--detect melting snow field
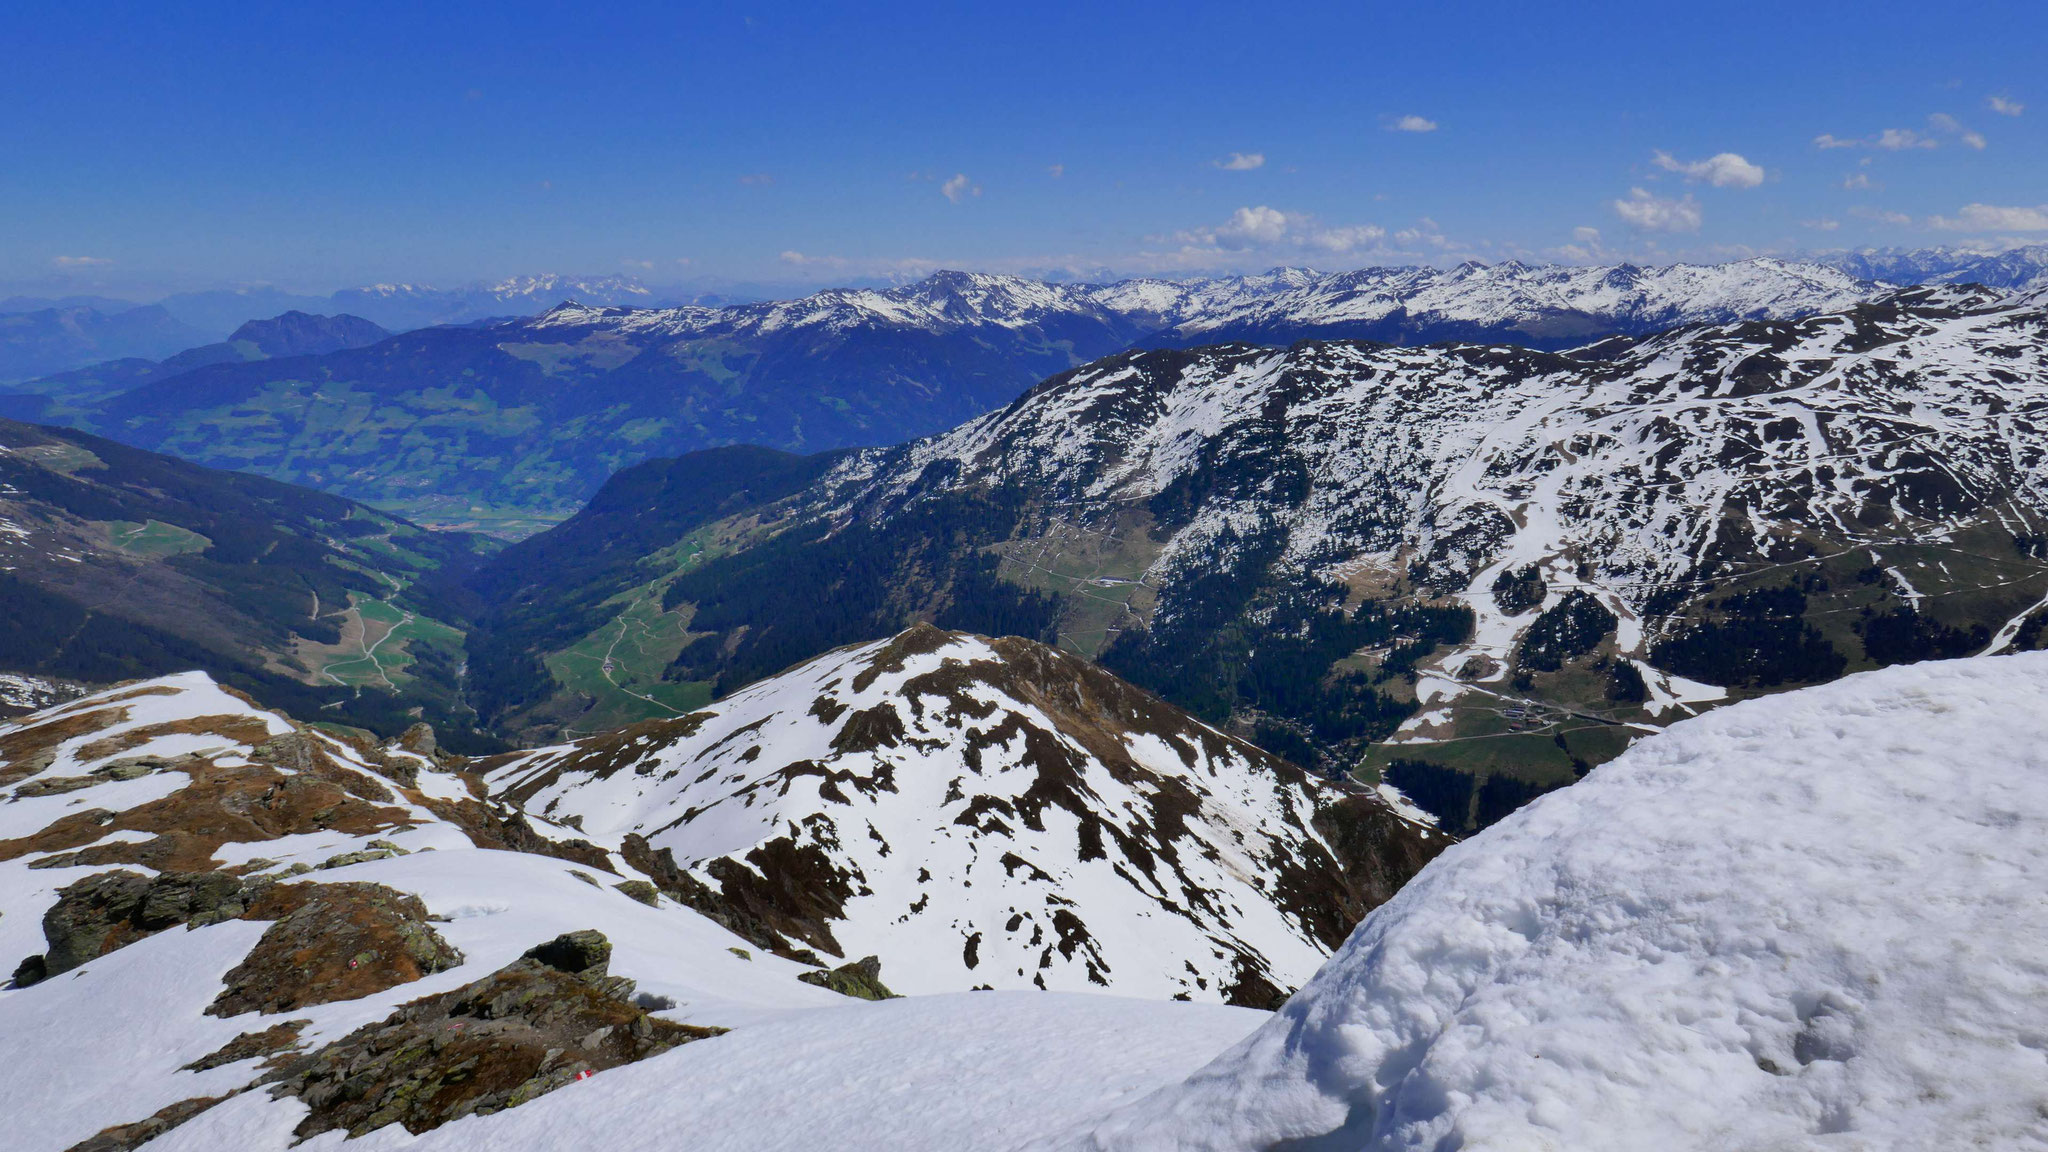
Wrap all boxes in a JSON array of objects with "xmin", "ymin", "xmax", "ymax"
[{"xmin": 1049, "ymin": 652, "xmax": 2048, "ymax": 1151}]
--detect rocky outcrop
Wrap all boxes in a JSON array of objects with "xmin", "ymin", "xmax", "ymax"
[
  {"xmin": 266, "ymin": 930, "xmax": 722, "ymax": 1139},
  {"xmin": 209, "ymin": 882, "xmax": 463, "ymax": 1017},
  {"xmin": 31, "ymin": 869, "xmax": 254, "ymax": 980},
  {"xmin": 63, "ymin": 1096, "xmax": 227, "ymax": 1152},
  {"xmin": 797, "ymin": 955, "xmax": 897, "ymax": 1001}
]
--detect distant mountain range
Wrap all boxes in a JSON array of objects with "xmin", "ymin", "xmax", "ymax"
[
  {"xmin": 1820, "ymin": 243, "xmax": 2048, "ymax": 290},
  {"xmin": 0, "ymin": 310, "xmax": 389, "ymax": 419},
  {"xmin": 5, "ymin": 254, "xmax": 1977, "ymax": 528},
  {"xmin": 0, "ymin": 303, "xmax": 205, "ymax": 383},
  {"xmin": 0, "ymin": 276, "xmax": 735, "ymax": 382}
]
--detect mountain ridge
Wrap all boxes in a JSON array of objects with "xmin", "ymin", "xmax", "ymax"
[{"xmin": 465, "ymin": 282, "xmax": 2048, "ymax": 809}]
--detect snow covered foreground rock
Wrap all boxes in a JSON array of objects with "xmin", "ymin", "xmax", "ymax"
[{"xmin": 1046, "ymin": 652, "xmax": 2048, "ymax": 1151}]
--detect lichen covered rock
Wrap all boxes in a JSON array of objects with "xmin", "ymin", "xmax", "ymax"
[{"xmin": 266, "ymin": 930, "xmax": 722, "ymax": 1139}]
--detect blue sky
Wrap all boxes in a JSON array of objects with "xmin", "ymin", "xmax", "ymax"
[{"xmin": 5, "ymin": 0, "xmax": 2044, "ymax": 296}]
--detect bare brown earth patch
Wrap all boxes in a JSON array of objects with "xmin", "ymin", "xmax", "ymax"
[
  {"xmin": 1, "ymin": 754, "xmax": 419, "ymax": 872},
  {"xmin": 0, "ymin": 707, "xmax": 128, "ymax": 787},
  {"xmin": 209, "ymin": 882, "xmax": 464, "ymax": 1017},
  {"xmin": 70, "ymin": 715, "xmax": 275, "ymax": 766}
]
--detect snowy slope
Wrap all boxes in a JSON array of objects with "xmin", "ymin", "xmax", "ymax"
[
  {"xmin": 481, "ymin": 625, "xmax": 1442, "ymax": 1004},
  {"xmin": 1048, "ymin": 651, "xmax": 2048, "ymax": 1151},
  {"xmin": 0, "ymin": 673, "xmax": 846, "ymax": 1152},
  {"xmin": 160, "ymin": 992, "xmax": 1268, "ymax": 1152}
]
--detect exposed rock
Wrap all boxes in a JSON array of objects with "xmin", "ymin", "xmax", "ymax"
[
  {"xmin": 796, "ymin": 955, "xmax": 898, "ymax": 1001},
  {"xmin": 182, "ymin": 1019, "xmax": 310, "ymax": 1072},
  {"xmin": 421, "ymin": 799, "xmax": 616, "ymax": 874},
  {"xmin": 208, "ymin": 882, "xmax": 463, "ymax": 1017},
  {"xmin": 521, "ymin": 929, "xmax": 611, "ymax": 978},
  {"xmin": 10, "ymin": 953, "xmax": 46, "ymax": 988},
  {"xmin": 13, "ymin": 774, "xmax": 105, "ymax": 798},
  {"xmin": 612, "ymin": 879, "xmax": 659, "ymax": 907},
  {"xmin": 265, "ymin": 931, "xmax": 722, "ymax": 1140},
  {"xmin": 38, "ymin": 869, "xmax": 254, "ymax": 977},
  {"xmin": 62, "ymin": 1095, "xmax": 227, "ymax": 1152},
  {"xmin": 316, "ymin": 847, "xmax": 397, "ymax": 870},
  {"xmin": 252, "ymin": 732, "xmax": 394, "ymax": 803},
  {"xmin": 618, "ymin": 832, "xmax": 828, "ymax": 964},
  {"xmin": 397, "ymin": 722, "xmax": 439, "ymax": 759}
]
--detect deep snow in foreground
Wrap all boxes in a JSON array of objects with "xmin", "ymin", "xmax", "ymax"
[
  {"xmin": 1047, "ymin": 653, "xmax": 2048, "ymax": 1151},
  {"xmin": 150, "ymin": 993, "xmax": 1265, "ymax": 1152}
]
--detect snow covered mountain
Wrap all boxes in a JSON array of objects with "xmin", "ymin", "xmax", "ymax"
[
  {"xmin": 563, "ymin": 283, "xmax": 2048, "ymax": 809},
  {"xmin": 534, "ymin": 260, "xmax": 1880, "ymax": 354},
  {"xmin": 478, "ymin": 624, "xmax": 1443, "ymax": 1004},
  {"xmin": 1823, "ymin": 242, "xmax": 2048, "ymax": 292},
  {"xmin": 1048, "ymin": 651, "xmax": 2048, "ymax": 1152},
  {"xmin": 1133, "ymin": 257, "xmax": 1879, "ymax": 350},
  {"xmin": 57, "ymin": 259, "xmax": 1893, "ymax": 527},
  {"xmin": 327, "ymin": 274, "xmax": 674, "ymax": 329}
]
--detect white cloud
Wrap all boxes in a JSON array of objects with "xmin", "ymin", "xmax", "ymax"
[
  {"xmin": 1820, "ymin": 117, "xmax": 1988, "ymax": 152},
  {"xmin": 51, "ymin": 255, "xmax": 111, "ymax": 268},
  {"xmin": 1611, "ymin": 187, "xmax": 1702, "ymax": 232},
  {"xmin": 1047, "ymin": 163, "xmax": 1064, "ymax": 178},
  {"xmin": 1572, "ymin": 226, "xmax": 1602, "ymax": 243},
  {"xmin": 1930, "ymin": 203, "xmax": 2048, "ymax": 231},
  {"xmin": 1388, "ymin": 115, "xmax": 1438, "ymax": 133},
  {"xmin": 623, "ymin": 259, "xmax": 654, "ymax": 270},
  {"xmin": 1310, "ymin": 223, "xmax": 1390, "ymax": 253},
  {"xmin": 1168, "ymin": 205, "xmax": 1399, "ymax": 256},
  {"xmin": 1988, "ymin": 95, "xmax": 2024, "ymax": 116},
  {"xmin": 1927, "ymin": 113, "xmax": 1988, "ymax": 150},
  {"xmin": 779, "ymin": 250, "xmax": 845, "ymax": 267},
  {"xmin": 1650, "ymin": 150, "xmax": 1765, "ymax": 189},
  {"xmin": 1842, "ymin": 172, "xmax": 1874, "ymax": 190},
  {"xmin": 1801, "ymin": 218, "xmax": 1841, "ymax": 231},
  {"xmin": 940, "ymin": 173, "xmax": 981, "ymax": 202},
  {"xmin": 1394, "ymin": 218, "xmax": 1450, "ymax": 249},
  {"xmin": 1213, "ymin": 205, "xmax": 1290, "ymax": 246},
  {"xmin": 1851, "ymin": 205, "xmax": 1914, "ymax": 226},
  {"xmin": 1874, "ymin": 127, "xmax": 1937, "ymax": 150},
  {"xmin": 1214, "ymin": 152, "xmax": 1265, "ymax": 171}
]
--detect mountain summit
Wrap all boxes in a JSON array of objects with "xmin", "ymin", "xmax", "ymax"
[{"xmin": 479, "ymin": 624, "xmax": 1445, "ymax": 1004}]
